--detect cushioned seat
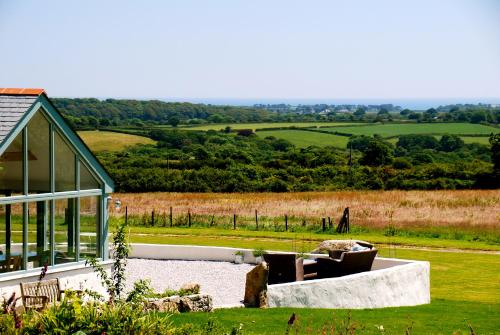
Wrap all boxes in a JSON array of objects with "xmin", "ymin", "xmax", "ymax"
[
  {"xmin": 263, "ymin": 253, "xmax": 304, "ymax": 284},
  {"xmin": 317, "ymin": 248, "xmax": 378, "ymax": 278}
]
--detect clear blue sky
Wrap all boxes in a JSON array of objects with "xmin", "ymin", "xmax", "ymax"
[{"xmin": 1, "ymin": 0, "xmax": 499, "ymax": 102}]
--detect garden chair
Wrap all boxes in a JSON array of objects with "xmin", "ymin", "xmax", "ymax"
[
  {"xmin": 317, "ymin": 248, "xmax": 378, "ymax": 279},
  {"xmin": 20, "ymin": 278, "xmax": 79, "ymax": 310},
  {"xmin": 263, "ymin": 253, "xmax": 304, "ymax": 284}
]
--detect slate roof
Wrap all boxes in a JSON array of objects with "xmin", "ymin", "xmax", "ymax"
[
  {"xmin": 0, "ymin": 95, "xmax": 38, "ymax": 143},
  {"xmin": 0, "ymin": 89, "xmax": 45, "ymax": 144}
]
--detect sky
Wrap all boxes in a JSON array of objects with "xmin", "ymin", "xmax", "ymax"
[{"xmin": 1, "ymin": 0, "xmax": 500, "ymax": 104}]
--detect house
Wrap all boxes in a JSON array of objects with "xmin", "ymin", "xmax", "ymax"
[{"xmin": 0, "ymin": 88, "xmax": 113, "ymax": 294}]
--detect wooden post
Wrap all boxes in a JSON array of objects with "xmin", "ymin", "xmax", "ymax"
[
  {"xmin": 255, "ymin": 210, "xmax": 258, "ymax": 230},
  {"xmin": 125, "ymin": 206, "xmax": 128, "ymax": 226},
  {"xmin": 151, "ymin": 210, "xmax": 155, "ymax": 226},
  {"xmin": 210, "ymin": 214, "xmax": 215, "ymax": 227},
  {"xmin": 285, "ymin": 214, "xmax": 288, "ymax": 231},
  {"xmin": 188, "ymin": 210, "xmax": 191, "ymax": 227},
  {"xmin": 328, "ymin": 216, "xmax": 332, "ymax": 229},
  {"xmin": 322, "ymin": 217, "xmax": 326, "ymax": 232},
  {"xmin": 233, "ymin": 214, "xmax": 236, "ymax": 230},
  {"xmin": 169, "ymin": 206, "xmax": 173, "ymax": 227}
]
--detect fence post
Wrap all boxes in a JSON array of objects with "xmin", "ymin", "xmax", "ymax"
[
  {"xmin": 328, "ymin": 216, "xmax": 332, "ymax": 230},
  {"xmin": 285, "ymin": 214, "xmax": 288, "ymax": 231},
  {"xmin": 170, "ymin": 206, "xmax": 173, "ymax": 227},
  {"xmin": 322, "ymin": 217, "xmax": 326, "ymax": 232},
  {"xmin": 188, "ymin": 209, "xmax": 191, "ymax": 227},
  {"xmin": 125, "ymin": 206, "xmax": 128, "ymax": 225},
  {"xmin": 151, "ymin": 210, "xmax": 155, "ymax": 226},
  {"xmin": 233, "ymin": 214, "xmax": 236, "ymax": 230},
  {"xmin": 255, "ymin": 210, "xmax": 258, "ymax": 230}
]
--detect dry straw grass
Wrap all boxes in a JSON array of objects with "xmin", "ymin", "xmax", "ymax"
[{"xmin": 110, "ymin": 190, "xmax": 499, "ymax": 231}]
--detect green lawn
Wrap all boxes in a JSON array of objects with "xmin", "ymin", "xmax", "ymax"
[
  {"xmin": 256, "ymin": 129, "xmax": 349, "ymax": 148},
  {"xmin": 125, "ymin": 226, "xmax": 500, "ymax": 251},
  {"xmin": 170, "ymin": 300, "xmax": 499, "ymax": 334},
  {"xmin": 318, "ymin": 123, "xmax": 499, "ymax": 137},
  {"xmin": 183, "ymin": 122, "xmax": 359, "ymax": 131},
  {"xmin": 136, "ymin": 230, "xmax": 500, "ymax": 334}
]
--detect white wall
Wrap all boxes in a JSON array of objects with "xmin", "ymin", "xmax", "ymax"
[
  {"xmin": 267, "ymin": 260, "xmax": 430, "ymax": 309},
  {"xmin": 0, "ymin": 261, "xmax": 112, "ymax": 305}
]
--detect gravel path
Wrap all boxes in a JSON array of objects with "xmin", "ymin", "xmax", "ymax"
[{"xmin": 125, "ymin": 258, "xmax": 253, "ymax": 307}]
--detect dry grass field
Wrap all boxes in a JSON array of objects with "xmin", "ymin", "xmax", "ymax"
[
  {"xmin": 78, "ymin": 130, "xmax": 156, "ymax": 152},
  {"xmin": 110, "ymin": 190, "xmax": 499, "ymax": 231}
]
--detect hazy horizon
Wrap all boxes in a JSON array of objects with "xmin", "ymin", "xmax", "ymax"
[{"xmin": 1, "ymin": 0, "xmax": 499, "ymax": 100}]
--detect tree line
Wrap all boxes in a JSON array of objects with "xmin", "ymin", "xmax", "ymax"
[{"xmin": 95, "ymin": 129, "xmax": 499, "ymax": 193}]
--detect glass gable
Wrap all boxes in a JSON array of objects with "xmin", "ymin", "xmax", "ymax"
[{"xmin": 0, "ymin": 104, "xmax": 110, "ymax": 276}]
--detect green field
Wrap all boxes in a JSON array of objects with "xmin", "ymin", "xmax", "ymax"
[
  {"xmin": 318, "ymin": 122, "xmax": 499, "ymax": 137},
  {"xmin": 78, "ymin": 130, "xmax": 156, "ymax": 152},
  {"xmin": 256, "ymin": 129, "xmax": 349, "ymax": 148},
  {"xmin": 182, "ymin": 122, "xmax": 359, "ymax": 131},
  {"xmin": 252, "ymin": 123, "xmax": 498, "ymax": 148}
]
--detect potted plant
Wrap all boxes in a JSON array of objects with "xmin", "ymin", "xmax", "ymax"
[
  {"xmin": 252, "ymin": 247, "xmax": 266, "ymax": 264},
  {"xmin": 234, "ymin": 250, "xmax": 244, "ymax": 264}
]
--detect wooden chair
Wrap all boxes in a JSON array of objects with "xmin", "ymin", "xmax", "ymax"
[
  {"xmin": 263, "ymin": 253, "xmax": 304, "ymax": 284},
  {"xmin": 20, "ymin": 278, "xmax": 65, "ymax": 310},
  {"xmin": 317, "ymin": 249, "xmax": 378, "ymax": 279}
]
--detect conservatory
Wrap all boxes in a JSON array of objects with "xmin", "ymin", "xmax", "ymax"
[{"xmin": 0, "ymin": 88, "xmax": 114, "ymax": 280}]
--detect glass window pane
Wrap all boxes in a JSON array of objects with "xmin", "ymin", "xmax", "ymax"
[
  {"xmin": 28, "ymin": 201, "xmax": 51, "ymax": 268},
  {"xmin": 0, "ymin": 203, "xmax": 24, "ymax": 273},
  {"xmin": 54, "ymin": 198, "xmax": 76, "ymax": 264},
  {"xmin": 28, "ymin": 112, "xmax": 51, "ymax": 194},
  {"xmin": 55, "ymin": 132, "xmax": 76, "ymax": 192},
  {"xmin": 0, "ymin": 132, "xmax": 24, "ymax": 196},
  {"xmin": 80, "ymin": 162, "xmax": 100, "ymax": 190},
  {"xmin": 80, "ymin": 196, "xmax": 100, "ymax": 259}
]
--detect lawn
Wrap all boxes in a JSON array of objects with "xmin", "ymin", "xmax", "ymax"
[
  {"xmin": 132, "ymin": 232, "xmax": 500, "ymax": 334},
  {"xmin": 317, "ymin": 122, "xmax": 499, "ymax": 138},
  {"xmin": 78, "ymin": 130, "xmax": 156, "ymax": 152},
  {"xmin": 256, "ymin": 129, "xmax": 349, "ymax": 148}
]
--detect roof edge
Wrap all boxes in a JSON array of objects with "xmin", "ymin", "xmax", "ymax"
[{"xmin": 0, "ymin": 88, "xmax": 46, "ymax": 96}]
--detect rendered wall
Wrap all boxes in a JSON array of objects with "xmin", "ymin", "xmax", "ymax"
[{"xmin": 267, "ymin": 260, "xmax": 430, "ymax": 309}]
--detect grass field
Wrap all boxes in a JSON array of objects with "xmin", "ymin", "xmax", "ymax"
[
  {"xmin": 256, "ymin": 129, "xmax": 349, "ymax": 148},
  {"xmin": 78, "ymin": 130, "xmax": 156, "ymax": 152},
  {"xmin": 318, "ymin": 122, "xmax": 499, "ymax": 137},
  {"xmin": 182, "ymin": 122, "xmax": 359, "ymax": 131}
]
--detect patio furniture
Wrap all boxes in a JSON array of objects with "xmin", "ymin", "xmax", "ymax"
[
  {"xmin": 0, "ymin": 255, "xmax": 22, "ymax": 273},
  {"xmin": 328, "ymin": 241, "xmax": 374, "ymax": 259},
  {"xmin": 20, "ymin": 278, "xmax": 80, "ymax": 310},
  {"xmin": 263, "ymin": 253, "xmax": 304, "ymax": 284},
  {"xmin": 303, "ymin": 259, "xmax": 319, "ymax": 280},
  {"xmin": 317, "ymin": 248, "xmax": 378, "ymax": 279}
]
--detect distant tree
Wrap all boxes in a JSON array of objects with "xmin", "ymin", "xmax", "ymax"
[
  {"xmin": 397, "ymin": 134, "xmax": 439, "ymax": 150},
  {"xmin": 439, "ymin": 134, "xmax": 464, "ymax": 152},
  {"xmin": 408, "ymin": 112, "xmax": 422, "ymax": 121},
  {"xmin": 236, "ymin": 129, "xmax": 255, "ymax": 137},
  {"xmin": 470, "ymin": 111, "xmax": 486, "ymax": 123},
  {"xmin": 490, "ymin": 133, "xmax": 500, "ymax": 172},
  {"xmin": 400, "ymin": 109, "xmax": 412, "ymax": 116},
  {"xmin": 353, "ymin": 107, "xmax": 366, "ymax": 117},
  {"xmin": 168, "ymin": 116, "xmax": 180, "ymax": 127},
  {"xmin": 360, "ymin": 140, "xmax": 394, "ymax": 166},
  {"xmin": 377, "ymin": 108, "xmax": 389, "ymax": 115}
]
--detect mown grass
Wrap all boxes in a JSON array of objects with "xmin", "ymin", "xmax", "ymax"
[
  {"xmin": 170, "ymin": 300, "xmax": 499, "ymax": 335},
  {"xmin": 147, "ymin": 232, "xmax": 500, "ymax": 333},
  {"xmin": 256, "ymin": 129, "xmax": 349, "ymax": 148},
  {"xmin": 77, "ymin": 130, "xmax": 156, "ymax": 152},
  {"xmin": 129, "ymin": 227, "xmax": 500, "ymax": 251}
]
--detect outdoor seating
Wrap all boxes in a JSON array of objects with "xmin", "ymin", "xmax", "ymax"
[
  {"xmin": 317, "ymin": 248, "xmax": 378, "ymax": 279},
  {"xmin": 0, "ymin": 255, "xmax": 22, "ymax": 273},
  {"xmin": 263, "ymin": 253, "xmax": 304, "ymax": 284},
  {"xmin": 20, "ymin": 278, "xmax": 80, "ymax": 310}
]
